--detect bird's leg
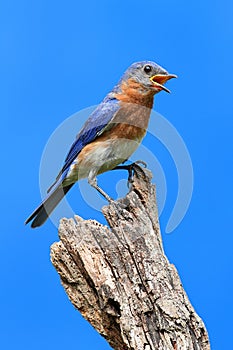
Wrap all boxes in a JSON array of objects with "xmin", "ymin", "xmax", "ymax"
[
  {"xmin": 113, "ymin": 160, "xmax": 147, "ymax": 184},
  {"xmin": 88, "ymin": 171, "xmax": 113, "ymax": 203}
]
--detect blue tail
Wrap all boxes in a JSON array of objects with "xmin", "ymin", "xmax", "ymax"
[{"xmin": 25, "ymin": 183, "xmax": 73, "ymax": 228}]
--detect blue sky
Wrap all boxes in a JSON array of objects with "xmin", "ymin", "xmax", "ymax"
[{"xmin": 1, "ymin": 0, "xmax": 233, "ymax": 349}]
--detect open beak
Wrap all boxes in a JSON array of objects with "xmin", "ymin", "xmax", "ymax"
[{"xmin": 150, "ymin": 74, "xmax": 177, "ymax": 93}]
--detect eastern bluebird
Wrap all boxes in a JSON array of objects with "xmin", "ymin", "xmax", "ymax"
[{"xmin": 25, "ymin": 61, "xmax": 176, "ymax": 228}]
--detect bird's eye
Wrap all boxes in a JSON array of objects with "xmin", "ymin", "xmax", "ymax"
[{"xmin": 144, "ymin": 65, "xmax": 152, "ymax": 74}]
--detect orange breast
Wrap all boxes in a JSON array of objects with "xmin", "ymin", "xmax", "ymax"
[
  {"xmin": 102, "ymin": 123, "xmax": 146, "ymax": 142},
  {"xmin": 114, "ymin": 78, "xmax": 154, "ymax": 108}
]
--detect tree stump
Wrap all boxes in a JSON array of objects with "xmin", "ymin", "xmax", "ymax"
[{"xmin": 50, "ymin": 166, "xmax": 210, "ymax": 350}]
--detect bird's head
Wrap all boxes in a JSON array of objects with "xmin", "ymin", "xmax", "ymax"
[{"xmin": 122, "ymin": 61, "xmax": 177, "ymax": 94}]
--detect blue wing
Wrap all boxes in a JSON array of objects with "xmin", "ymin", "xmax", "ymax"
[
  {"xmin": 25, "ymin": 95, "xmax": 120, "ymax": 227},
  {"xmin": 47, "ymin": 95, "xmax": 120, "ymax": 192}
]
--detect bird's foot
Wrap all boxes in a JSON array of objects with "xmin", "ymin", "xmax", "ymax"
[{"xmin": 113, "ymin": 160, "xmax": 147, "ymax": 187}]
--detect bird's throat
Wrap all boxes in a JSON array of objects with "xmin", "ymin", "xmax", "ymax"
[{"xmin": 114, "ymin": 78, "xmax": 154, "ymax": 108}]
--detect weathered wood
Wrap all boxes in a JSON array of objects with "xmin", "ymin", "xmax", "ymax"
[{"xmin": 50, "ymin": 166, "xmax": 210, "ymax": 350}]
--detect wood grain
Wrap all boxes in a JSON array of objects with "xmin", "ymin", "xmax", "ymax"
[{"xmin": 50, "ymin": 165, "xmax": 210, "ymax": 350}]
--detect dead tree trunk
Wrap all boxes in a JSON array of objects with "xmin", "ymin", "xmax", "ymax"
[{"xmin": 50, "ymin": 166, "xmax": 210, "ymax": 350}]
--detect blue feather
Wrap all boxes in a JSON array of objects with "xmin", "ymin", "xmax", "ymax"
[
  {"xmin": 63, "ymin": 96, "xmax": 119, "ymax": 171},
  {"xmin": 47, "ymin": 95, "xmax": 120, "ymax": 193},
  {"xmin": 25, "ymin": 96, "xmax": 120, "ymax": 227}
]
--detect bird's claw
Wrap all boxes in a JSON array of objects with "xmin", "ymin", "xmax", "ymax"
[
  {"xmin": 112, "ymin": 160, "xmax": 147, "ymax": 187},
  {"xmin": 127, "ymin": 161, "xmax": 147, "ymax": 186},
  {"xmin": 132, "ymin": 160, "xmax": 147, "ymax": 168}
]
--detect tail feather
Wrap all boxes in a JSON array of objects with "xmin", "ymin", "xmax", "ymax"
[{"xmin": 25, "ymin": 184, "xmax": 74, "ymax": 228}]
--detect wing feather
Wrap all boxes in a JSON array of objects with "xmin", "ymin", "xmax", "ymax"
[{"xmin": 47, "ymin": 96, "xmax": 120, "ymax": 193}]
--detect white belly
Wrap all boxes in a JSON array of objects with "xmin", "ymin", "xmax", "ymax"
[{"xmin": 64, "ymin": 137, "xmax": 141, "ymax": 184}]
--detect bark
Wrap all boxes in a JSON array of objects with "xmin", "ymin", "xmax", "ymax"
[{"xmin": 50, "ymin": 165, "xmax": 210, "ymax": 350}]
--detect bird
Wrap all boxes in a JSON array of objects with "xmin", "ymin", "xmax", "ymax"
[{"xmin": 25, "ymin": 61, "xmax": 176, "ymax": 228}]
